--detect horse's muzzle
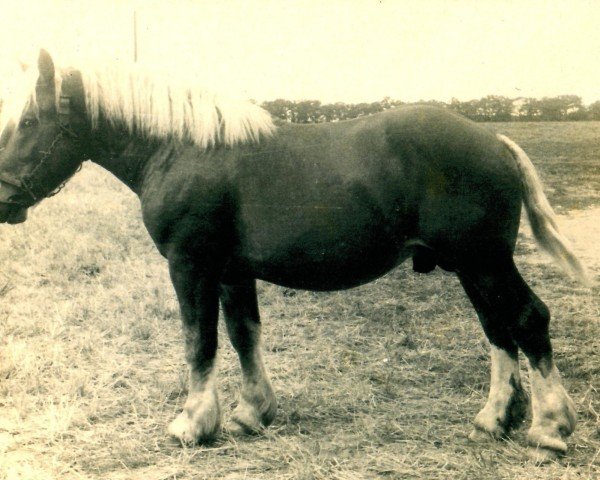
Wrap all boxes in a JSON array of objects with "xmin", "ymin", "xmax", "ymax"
[{"xmin": 0, "ymin": 204, "xmax": 28, "ymax": 224}]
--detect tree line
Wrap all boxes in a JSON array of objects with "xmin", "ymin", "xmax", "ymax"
[
  {"xmin": 2, "ymin": 95, "xmax": 599, "ymax": 124},
  {"xmin": 262, "ymin": 95, "xmax": 600, "ymax": 123}
]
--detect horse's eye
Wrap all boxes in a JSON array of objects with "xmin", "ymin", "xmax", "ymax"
[{"xmin": 20, "ymin": 118, "xmax": 37, "ymax": 128}]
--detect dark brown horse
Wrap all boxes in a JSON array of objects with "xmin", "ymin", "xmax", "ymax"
[{"xmin": 0, "ymin": 50, "xmax": 588, "ymax": 460}]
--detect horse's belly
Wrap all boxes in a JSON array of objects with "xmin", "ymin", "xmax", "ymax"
[
  {"xmin": 239, "ymin": 221, "xmax": 411, "ymax": 291},
  {"xmin": 232, "ymin": 174, "xmax": 417, "ymax": 290},
  {"xmin": 254, "ymin": 253, "xmax": 410, "ymax": 291}
]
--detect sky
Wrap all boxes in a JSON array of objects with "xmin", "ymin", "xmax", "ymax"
[{"xmin": 0, "ymin": 0, "xmax": 598, "ymax": 104}]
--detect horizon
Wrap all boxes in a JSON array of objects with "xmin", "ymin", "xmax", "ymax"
[{"xmin": 258, "ymin": 94, "xmax": 598, "ymax": 107}]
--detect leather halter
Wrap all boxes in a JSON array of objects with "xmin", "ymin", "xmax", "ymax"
[{"xmin": 0, "ymin": 93, "xmax": 82, "ymax": 207}]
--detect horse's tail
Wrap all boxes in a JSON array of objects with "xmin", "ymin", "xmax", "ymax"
[{"xmin": 497, "ymin": 133, "xmax": 590, "ymax": 285}]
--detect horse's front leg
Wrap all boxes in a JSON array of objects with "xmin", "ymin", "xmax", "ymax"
[
  {"xmin": 167, "ymin": 253, "xmax": 221, "ymax": 444},
  {"xmin": 221, "ymin": 281, "xmax": 277, "ymax": 434}
]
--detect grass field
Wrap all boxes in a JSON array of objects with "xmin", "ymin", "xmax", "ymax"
[{"xmin": 0, "ymin": 121, "xmax": 598, "ymax": 479}]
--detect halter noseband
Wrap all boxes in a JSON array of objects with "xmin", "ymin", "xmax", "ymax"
[{"xmin": 0, "ymin": 93, "xmax": 82, "ymax": 207}]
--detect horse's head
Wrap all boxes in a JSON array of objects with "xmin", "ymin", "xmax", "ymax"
[{"xmin": 0, "ymin": 49, "xmax": 88, "ymax": 223}]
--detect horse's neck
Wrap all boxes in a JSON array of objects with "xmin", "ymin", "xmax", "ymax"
[{"xmin": 88, "ymin": 123, "xmax": 155, "ymax": 194}]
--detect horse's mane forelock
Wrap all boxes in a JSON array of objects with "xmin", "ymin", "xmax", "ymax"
[{"xmin": 79, "ymin": 63, "xmax": 275, "ymax": 148}]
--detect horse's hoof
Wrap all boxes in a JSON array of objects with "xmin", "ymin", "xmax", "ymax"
[
  {"xmin": 167, "ymin": 410, "xmax": 220, "ymax": 445},
  {"xmin": 526, "ymin": 446, "xmax": 563, "ymax": 464},
  {"xmin": 526, "ymin": 426, "xmax": 568, "ymax": 464},
  {"xmin": 226, "ymin": 392, "xmax": 277, "ymax": 437},
  {"xmin": 168, "ymin": 413, "xmax": 197, "ymax": 445},
  {"xmin": 225, "ymin": 419, "xmax": 247, "ymax": 436},
  {"xmin": 226, "ymin": 402, "xmax": 266, "ymax": 436},
  {"xmin": 469, "ymin": 428, "xmax": 496, "ymax": 442},
  {"xmin": 470, "ymin": 399, "xmax": 522, "ymax": 442},
  {"xmin": 469, "ymin": 415, "xmax": 507, "ymax": 441},
  {"xmin": 226, "ymin": 417, "xmax": 262, "ymax": 436},
  {"xmin": 526, "ymin": 430, "xmax": 568, "ymax": 455}
]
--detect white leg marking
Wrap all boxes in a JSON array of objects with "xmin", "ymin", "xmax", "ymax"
[
  {"xmin": 228, "ymin": 326, "xmax": 277, "ymax": 435},
  {"xmin": 527, "ymin": 363, "xmax": 576, "ymax": 454},
  {"xmin": 168, "ymin": 369, "xmax": 221, "ymax": 444},
  {"xmin": 470, "ymin": 345, "xmax": 525, "ymax": 440}
]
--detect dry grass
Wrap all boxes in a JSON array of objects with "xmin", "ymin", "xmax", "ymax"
[{"xmin": 0, "ymin": 122, "xmax": 598, "ymax": 479}]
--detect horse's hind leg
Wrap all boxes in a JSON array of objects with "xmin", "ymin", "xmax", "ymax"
[
  {"xmin": 221, "ymin": 281, "xmax": 277, "ymax": 434},
  {"xmin": 457, "ymin": 258, "xmax": 576, "ymax": 457},
  {"xmin": 458, "ymin": 273, "xmax": 528, "ymax": 440}
]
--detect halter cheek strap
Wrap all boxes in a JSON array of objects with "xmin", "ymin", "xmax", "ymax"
[{"xmin": 58, "ymin": 94, "xmax": 79, "ymax": 139}]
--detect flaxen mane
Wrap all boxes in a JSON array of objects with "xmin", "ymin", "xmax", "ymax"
[
  {"xmin": 81, "ymin": 63, "xmax": 276, "ymax": 148},
  {"xmin": 1, "ymin": 57, "xmax": 276, "ymax": 149}
]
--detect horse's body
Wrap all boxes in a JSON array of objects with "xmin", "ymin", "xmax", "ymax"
[
  {"xmin": 0, "ymin": 51, "xmax": 588, "ymax": 460},
  {"xmin": 141, "ymin": 107, "xmax": 520, "ymax": 292}
]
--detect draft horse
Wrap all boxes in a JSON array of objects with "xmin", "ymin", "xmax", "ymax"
[{"xmin": 0, "ymin": 50, "xmax": 588, "ymax": 460}]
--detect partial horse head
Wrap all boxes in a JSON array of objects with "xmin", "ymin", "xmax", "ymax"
[{"xmin": 0, "ymin": 49, "xmax": 88, "ymax": 223}]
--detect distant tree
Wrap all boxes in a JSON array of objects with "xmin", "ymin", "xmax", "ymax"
[
  {"xmin": 381, "ymin": 97, "xmax": 405, "ymax": 110},
  {"xmin": 517, "ymin": 98, "xmax": 542, "ymax": 120},
  {"xmin": 565, "ymin": 97, "xmax": 588, "ymax": 120},
  {"xmin": 449, "ymin": 98, "xmax": 480, "ymax": 120},
  {"xmin": 263, "ymin": 95, "xmax": 599, "ymax": 123},
  {"xmin": 380, "ymin": 96, "xmax": 394, "ymax": 110},
  {"xmin": 538, "ymin": 95, "xmax": 584, "ymax": 121},
  {"xmin": 477, "ymin": 95, "xmax": 513, "ymax": 121},
  {"xmin": 588, "ymin": 101, "xmax": 600, "ymax": 120},
  {"xmin": 293, "ymin": 100, "xmax": 322, "ymax": 123},
  {"xmin": 262, "ymin": 99, "xmax": 295, "ymax": 122},
  {"xmin": 414, "ymin": 99, "xmax": 447, "ymax": 109},
  {"xmin": 331, "ymin": 102, "xmax": 351, "ymax": 121},
  {"xmin": 343, "ymin": 101, "xmax": 383, "ymax": 119},
  {"xmin": 540, "ymin": 97, "xmax": 564, "ymax": 120},
  {"xmin": 317, "ymin": 103, "xmax": 338, "ymax": 122}
]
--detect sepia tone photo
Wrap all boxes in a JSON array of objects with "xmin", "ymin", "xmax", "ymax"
[{"xmin": 0, "ymin": 1, "xmax": 598, "ymax": 478}]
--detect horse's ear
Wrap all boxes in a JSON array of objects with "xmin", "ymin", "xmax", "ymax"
[
  {"xmin": 36, "ymin": 49, "xmax": 56, "ymax": 114},
  {"xmin": 37, "ymin": 49, "xmax": 55, "ymax": 84}
]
